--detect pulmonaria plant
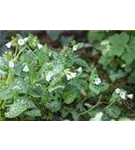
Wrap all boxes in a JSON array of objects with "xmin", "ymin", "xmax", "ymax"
[
  {"xmin": 0, "ymin": 34, "xmax": 110, "ymax": 121},
  {"xmin": 2, "ymin": 33, "xmax": 131, "ymax": 121}
]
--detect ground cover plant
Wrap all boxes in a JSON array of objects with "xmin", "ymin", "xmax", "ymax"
[{"xmin": 0, "ymin": 31, "xmax": 135, "ymax": 121}]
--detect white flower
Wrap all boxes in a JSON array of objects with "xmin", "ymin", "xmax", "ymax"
[
  {"xmin": 94, "ymin": 77, "xmax": 101, "ymax": 85},
  {"xmin": 94, "ymin": 112, "xmax": 103, "ymax": 121},
  {"xmin": 73, "ymin": 45, "xmax": 78, "ymax": 51},
  {"xmin": 84, "ymin": 103, "xmax": 91, "ymax": 107},
  {"xmin": 66, "ymin": 72, "xmax": 77, "ymax": 80},
  {"xmin": 38, "ymin": 44, "xmax": 43, "ymax": 49},
  {"xmin": 6, "ymin": 42, "xmax": 12, "ymax": 48},
  {"xmin": 9, "ymin": 60, "xmax": 14, "ymax": 68},
  {"xmin": 120, "ymin": 91, "xmax": 126, "ymax": 99},
  {"xmin": 70, "ymin": 72, "xmax": 77, "ymax": 78},
  {"xmin": 66, "ymin": 74, "xmax": 72, "ymax": 80},
  {"xmin": 46, "ymin": 72, "xmax": 53, "ymax": 82},
  {"xmin": 127, "ymin": 94, "xmax": 134, "ymax": 100},
  {"xmin": 23, "ymin": 65, "xmax": 29, "ymax": 72},
  {"xmin": 115, "ymin": 88, "xmax": 121, "ymax": 94},
  {"xmin": 77, "ymin": 67, "xmax": 83, "ymax": 73},
  {"xmin": 24, "ymin": 37, "xmax": 28, "ymax": 42},
  {"xmin": 90, "ymin": 112, "xmax": 103, "ymax": 121},
  {"xmin": 18, "ymin": 39, "xmax": 25, "ymax": 46}
]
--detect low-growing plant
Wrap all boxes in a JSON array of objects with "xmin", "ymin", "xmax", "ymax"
[{"xmin": 0, "ymin": 34, "xmax": 134, "ymax": 121}]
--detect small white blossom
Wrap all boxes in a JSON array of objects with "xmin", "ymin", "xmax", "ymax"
[
  {"xmin": 66, "ymin": 74, "xmax": 72, "ymax": 80},
  {"xmin": 46, "ymin": 72, "xmax": 53, "ymax": 82},
  {"xmin": 115, "ymin": 88, "xmax": 121, "ymax": 94},
  {"xmin": 18, "ymin": 39, "xmax": 25, "ymax": 46},
  {"xmin": 94, "ymin": 112, "xmax": 103, "ymax": 121},
  {"xmin": 6, "ymin": 42, "xmax": 12, "ymax": 48},
  {"xmin": 38, "ymin": 44, "xmax": 43, "ymax": 49},
  {"xmin": 84, "ymin": 103, "xmax": 91, "ymax": 107},
  {"xmin": 66, "ymin": 72, "xmax": 77, "ymax": 80},
  {"xmin": 77, "ymin": 67, "xmax": 83, "ymax": 73},
  {"xmin": 9, "ymin": 60, "xmax": 14, "ymax": 68},
  {"xmin": 127, "ymin": 94, "xmax": 134, "ymax": 100},
  {"xmin": 120, "ymin": 91, "xmax": 126, "ymax": 99},
  {"xmin": 24, "ymin": 37, "xmax": 28, "ymax": 42},
  {"xmin": 23, "ymin": 65, "xmax": 29, "ymax": 72},
  {"xmin": 73, "ymin": 45, "xmax": 78, "ymax": 51},
  {"xmin": 90, "ymin": 112, "xmax": 103, "ymax": 121},
  {"xmin": 70, "ymin": 72, "xmax": 77, "ymax": 78},
  {"xmin": 94, "ymin": 77, "xmax": 101, "ymax": 85}
]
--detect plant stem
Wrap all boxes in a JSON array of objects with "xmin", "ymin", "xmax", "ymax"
[
  {"xmin": 15, "ymin": 46, "xmax": 27, "ymax": 59},
  {"xmin": 6, "ymin": 70, "xmax": 12, "ymax": 84},
  {"xmin": 80, "ymin": 94, "xmax": 102, "ymax": 116},
  {"xmin": 14, "ymin": 45, "xmax": 18, "ymax": 56},
  {"xmin": 1, "ymin": 100, "xmax": 6, "ymax": 109},
  {"xmin": 103, "ymin": 101, "xmax": 114, "ymax": 111}
]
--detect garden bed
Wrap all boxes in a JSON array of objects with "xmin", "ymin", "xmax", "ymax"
[{"xmin": 0, "ymin": 30, "xmax": 135, "ymax": 121}]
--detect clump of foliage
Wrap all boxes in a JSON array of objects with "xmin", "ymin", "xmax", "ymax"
[
  {"xmin": 88, "ymin": 31, "xmax": 135, "ymax": 83},
  {"xmin": 0, "ymin": 33, "xmax": 134, "ymax": 121}
]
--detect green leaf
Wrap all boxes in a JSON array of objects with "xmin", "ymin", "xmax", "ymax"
[
  {"xmin": 89, "ymin": 68, "xmax": 109, "ymax": 95},
  {"xmin": 10, "ymin": 78, "xmax": 28, "ymax": 94},
  {"xmin": 5, "ymin": 97, "xmax": 36, "ymax": 118},
  {"xmin": 78, "ymin": 73, "xmax": 88, "ymax": 78},
  {"xmin": 72, "ymin": 111, "xmax": 80, "ymax": 121},
  {"xmin": 34, "ymin": 45, "xmax": 49, "ymax": 64},
  {"xmin": 109, "ymin": 70, "xmax": 126, "ymax": 82},
  {"xmin": 106, "ymin": 105, "xmax": 121, "ymax": 119},
  {"xmin": 49, "ymin": 76, "xmax": 63, "ymax": 88},
  {"xmin": 110, "ymin": 92, "xmax": 121, "ymax": 103},
  {"xmin": 74, "ymin": 58, "xmax": 89, "ymax": 68},
  {"xmin": 14, "ymin": 62, "xmax": 23, "ymax": 76},
  {"xmin": 20, "ymin": 49, "xmax": 37, "ymax": 64},
  {"xmin": 89, "ymin": 68, "xmax": 98, "ymax": 82},
  {"xmin": 0, "ymin": 88, "xmax": 15, "ymax": 100},
  {"xmin": 88, "ymin": 31, "xmax": 106, "ymax": 42},
  {"xmin": 61, "ymin": 108, "xmax": 70, "ymax": 118},
  {"xmin": 63, "ymin": 91, "xmax": 77, "ymax": 104},
  {"xmin": 24, "ymin": 108, "xmax": 41, "ymax": 117},
  {"xmin": 108, "ymin": 45, "xmax": 124, "ymax": 57},
  {"xmin": 60, "ymin": 36, "xmax": 74, "ymax": 46},
  {"xmin": 29, "ymin": 84, "xmax": 43, "ymax": 98},
  {"xmin": 99, "ymin": 55, "xmax": 113, "ymax": 65},
  {"xmin": 69, "ymin": 79, "xmax": 88, "ymax": 90},
  {"xmin": 89, "ymin": 82, "xmax": 109, "ymax": 95},
  {"xmin": 48, "ymin": 84, "xmax": 65, "ymax": 93},
  {"xmin": 109, "ymin": 32, "xmax": 129, "ymax": 45},
  {"xmin": 77, "ymin": 43, "xmax": 84, "ymax": 49},
  {"xmin": 121, "ymin": 49, "xmax": 134, "ymax": 65},
  {"xmin": 45, "ymin": 101, "xmax": 61, "ymax": 112},
  {"xmin": 102, "ymin": 114, "xmax": 112, "ymax": 121}
]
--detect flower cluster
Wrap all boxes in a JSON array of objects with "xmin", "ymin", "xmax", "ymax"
[
  {"xmin": 6, "ymin": 34, "xmax": 43, "ymax": 49},
  {"xmin": 64, "ymin": 67, "xmax": 83, "ymax": 81},
  {"xmin": 115, "ymin": 88, "xmax": 133, "ymax": 100}
]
